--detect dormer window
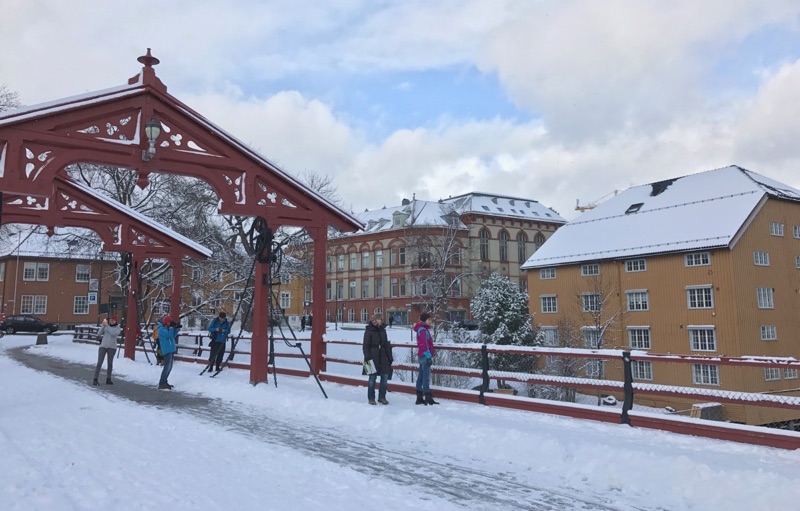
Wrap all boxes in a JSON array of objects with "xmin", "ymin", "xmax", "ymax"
[{"xmin": 625, "ymin": 203, "xmax": 644, "ymax": 214}]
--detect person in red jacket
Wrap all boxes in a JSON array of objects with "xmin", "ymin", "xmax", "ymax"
[{"xmin": 413, "ymin": 312, "xmax": 438, "ymax": 405}]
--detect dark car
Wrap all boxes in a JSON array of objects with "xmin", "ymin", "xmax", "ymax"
[
  {"xmin": 456, "ymin": 320, "xmax": 480, "ymax": 331},
  {"xmin": 0, "ymin": 315, "xmax": 59, "ymax": 335}
]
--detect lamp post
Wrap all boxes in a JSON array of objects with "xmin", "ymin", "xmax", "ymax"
[{"xmin": 141, "ymin": 118, "xmax": 161, "ymax": 161}]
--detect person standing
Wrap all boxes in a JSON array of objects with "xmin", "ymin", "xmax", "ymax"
[
  {"xmin": 93, "ymin": 315, "xmax": 122, "ymax": 386},
  {"xmin": 157, "ymin": 315, "xmax": 180, "ymax": 390},
  {"xmin": 413, "ymin": 312, "xmax": 438, "ymax": 405},
  {"xmin": 388, "ymin": 315, "xmax": 393, "ymax": 328},
  {"xmin": 300, "ymin": 314, "xmax": 306, "ymax": 332},
  {"xmin": 362, "ymin": 314, "xmax": 393, "ymax": 405},
  {"xmin": 207, "ymin": 312, "xmax": 230, "ymax": 372}
]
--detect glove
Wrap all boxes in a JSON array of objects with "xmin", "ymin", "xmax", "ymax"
[
  {"xmin": 423, "ymin": 350, "xmax": 431, "ymax": 360},
  {"xmin": 426, "ymin": 358, "xmax": 432, "ymax": 366}
]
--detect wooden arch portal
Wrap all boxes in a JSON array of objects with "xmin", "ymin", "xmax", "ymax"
[{"xmin": 0, "ymin": 49, "xmax": 362, "ymax": 383}]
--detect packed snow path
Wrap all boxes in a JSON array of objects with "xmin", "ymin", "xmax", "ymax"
[{"xmin": 10, "ymin": 347, "xmax": 658, "ymax": 511}]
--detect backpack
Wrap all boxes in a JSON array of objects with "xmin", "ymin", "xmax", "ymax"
[{"xmin": 152, "ymin": 324, "xmax": 159, "ymax": 341}]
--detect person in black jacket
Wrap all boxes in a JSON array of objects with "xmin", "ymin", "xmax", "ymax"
[{"xmin": 362, "ymin": 314, "xmax": 393, "ymax": 405}]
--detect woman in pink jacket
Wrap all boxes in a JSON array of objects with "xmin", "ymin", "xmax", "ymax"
[{"xmin": 413, "ymin": 312, "xmax": 439, "ymax": 405}]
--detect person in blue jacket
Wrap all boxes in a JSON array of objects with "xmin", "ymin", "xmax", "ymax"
[
  {"xmin": 157, "ymin": 315, "xmax": 180, "ymax": 389},
  {"xmin": 207, "ymin": 311, "xmax": 231, "ymax": 372}
]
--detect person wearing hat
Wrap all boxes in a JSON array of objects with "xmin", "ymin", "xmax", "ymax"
[
  {"xmin": 157, "ymin": 315, "xmax": 180, "ymax": 389},
  {"xmin": 362, "ymin": 314, "xmax": 393, "ymax": 405},
  {"xmin": 93, "ymin": 315, "xmax": 122, "ymax": 386},
  {"xmin": 413, "ymin": 312, "xmax": 438, "ymax": 405},
  {"xmin": 207, "ymin": 311, "xmax": 231, "ymax": 373}
]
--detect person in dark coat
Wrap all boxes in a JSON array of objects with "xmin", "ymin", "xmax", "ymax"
[
  {"xmin": 362, "ymin": 314, "xmax": 393, "ymax": 405},
  {"xmin": 300, "ymin": 314, "xmax": 306, "ymax": 332},
  {"xmin": 207, "ymin": 311, "xmax": 230, "ymax": 372}
]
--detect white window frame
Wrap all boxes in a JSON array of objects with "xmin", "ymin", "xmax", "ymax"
[
  {"xmin": 770, "ymin": 222, "xmax": 784, "ymax": 237},
  {"xmin": 796, "ymin": 256, "xmax": 800, "ymax": 269},
  {"xmin": 347, "ymin": 308, "xmax": 355, "ymax": 322},
  {"xmin": 628, "ymin": 327, "xmax": 651, "ymax": 350},
  {"xmin": 765, "ymin": 368, "xmax": 781, "ymax": 381},
  {"xmin": 586, "ymin": 359, "xmax": 604, "ymax": 378},
  {"xmin": 75, "ymin": 264, "xmax": 91, "ymax": 283},
  {"xmin": 151, "ymin": 299, "xmax": 170, "ymax": 316},
  {"xmin": 626, "ymin": 290, "xmax": 649, "ymax": 311},
  {"xmin": 794, "ymin": 225, "xmax": 800, "ymax": 239},
  {"xmin": 279, "ymin": 291, "xmax": 291, "ymax": 309},
  {"xmin": 757, "ymin": 287, "xmax": 774, "ymax": 309},
  {"xmin": 625, "ymin": 259, "xmax": 646, "ymax": 272},
  {"xmin": 349, "ymin": 253, "xmax": 358, "ymax": 271},
  {"xmin": 540, "ymin": 327, "xmax": 559, "ymax": 346},
  {"xmin": 686, "ymin": 286, "xmax": 713, "ymax": 309},
  {"xmin": 349, "ymin": 280, "xmax": 356, "ymax": 299},
  {"xmin": 73, "ymin": 295, "xmax": 89, "ymax": 315},
  {"xmin": 784, "ymin": 369, "xmax": 798, "ymax": 380},
  {"xmin": 539, "ymin": 268, "xmax": 556, "ymax": 280},
  {"xmin": 631, "ymin": 360, "xmax": 653, "ymax": 381},
  {"xmin": 684, "ymin": 252, "xmax": 710, "ymax": 267},
  {"xmin": 582, "ymin": 293, "xmax": 600, "ymax": 312},
  {"xmin": 337, "ymin": 255, "xmax": 345, "ymax": 271},
  {"xmin": 540, "ymin": 295, "xmax": 558, "ymax": 313},
  {"xmin": 581, "ymin": 263, "xmax": 599, "ymax": 276},
  {"xmin": 23, "ymin": 262, "xmax": 50, "ymax": 282},
  {"xmin": 362, "ymin": 251, "xmax": 370, "ymax": 269},
  {"xmin": 692, "ymin": 364, "xmax": 720, "ymax": 386},
  {"xmin": 581, "ymin": 327, "xmax": 602, "ymax": 348},
  {"xmin": 0, "ymin": 261, "xmax": 4, "ymax": 282},
  {"xmin": 375, "ymin": 250, "xmax": 383, "ymax": 267},
  {"xmin": 361, "ymin": 281, "xmax": 369, "ymax": 298},
  {"xmin": 753, "ymin": 251, "xmax": 770, "ymax": 266},
  {"xmin": 360, "ymin": 308, "xmax": 369, "ymax": 322},
  {"xmin": 689, "ymin": 327, "xmax": 716, "ymax": 352},
  {"xmin": 760, "ymin": 325, "xmax": 777, "ymax": 341}
]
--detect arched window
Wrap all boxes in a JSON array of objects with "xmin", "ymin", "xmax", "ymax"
[
  {"xmin": 517, "ymin": 232, "xmax": 527, "ymax": 262},
  {"xmin": 374, "ymin": 307, "xmax": 382, "ymax": 316},
  {"xmin": 348, "ymin": 308, "xmax": 355, "ymax": 322},
  {"xmin": 534, "ymin": 233, "xmax": 545, "ymax": 250},
  {"xmin": 499, "ymin": 231, "xmax": 509, "ymax": 262},
  {"xmin": 479, "ymin": 229, "xmax": 490, "ymax": 261}
]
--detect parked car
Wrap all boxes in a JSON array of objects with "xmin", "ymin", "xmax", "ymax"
[
  {"xmin": 0, "ymin": 315, "xmax": 59, "ymax": 335},
  {"xmin": 456, "ymin": 320, "xmax": 480, "ymax": 331}
]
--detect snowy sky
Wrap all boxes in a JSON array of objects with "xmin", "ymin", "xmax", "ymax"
[
  {"xmin": 4, "ymin": 1, "xmax": 800, "ymax": 220},
  {"xmin": 2, "ymin": 328, "xmax": 800, "ymax": 510}
]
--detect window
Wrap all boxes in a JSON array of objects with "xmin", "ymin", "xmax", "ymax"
[
  {"xmin": 449, "ymin": 250, "xmax": 461, "ymax": 265},
  {"xmin": 770, "ymin": 222, "xmax": 784, "ymax": 236},
  {"xmin": 685, "ymin": 252, "xmax": 710, "ymax": 267},
  {"xmin": 398, "ymin": 247, "xmax": 405, "ymax": 265},
  {"xmin": 304, "ymin": 285, "xmax": 311, "ymax": 302},
  {"xmin": 360, "ymin": 308, "xmax": 369, "ymax": 322},
  {"xmin": 586, "ymin": 360, "xmax": 604, "ymax": 378},
  {"xmin": 151, "ymin": 299, "xmax": 170, "ymax": 316},
  {"xmin": 347, "ymin": 308, "xmax": 355, "ymax": 322},
  {"xmin": 518, "ymin": 278, "xmax": 527, "ymax": 293},
  {"xmin": 349, "ymin": 253, "xmax": 358, "ymax": 270},
  {"xmin": 75, "ymin": 264, "xmax": 90, "ymax": 282},
  {"xmin": 449, "ymin": 277, "xmax": 462, "ymax": 297},
  {"xmin": 327, "ymin": 256, "xmax": 333, "ymax": 272},
  {"xmin": 192, "ymin": 267, "xmax": 202, "ymax": 281},
  {"xmin": 765, "ymin": 368, "xmax": 781, "ymax": 381},
  {"xmin": 626, "ymin": 290, "xmax": 649, "ymax": 311},
  {"xmin": 628, "ymin": 328, "xmax": 651, "ymax": 349},
  {"xmin": 632, "ymin": 361, "xmax": 653, "ymax": 380},
  {"xmin": 796, "ymin": 256, "xmax": 800, "ymax": 269},
  {"xmin": 417, "ymin": 251, "xmax": 431, "ymax": 269},
  {"xmin": 760, "ymin": 325, "xmax": 777, "ymax": 341},
  {"xmin": 280, "ymin": 292, "xmax": 291, "ymax": 309},
  {"xmin": 374, "ymin": 307, "xmax": 382, "ymax": 316},
  {"xmin": 399, "ymin": 277, "xmax": 406, "ymax": 296},
  {"xmin": 336, "ymin": 281, "xmax": 343, "ymax": 300},
  {"xmin": 21, "ymin": 295, "xmax": 47, "ymax": 314},
  {"xmin": 391, "ymin": 278, "xmax": 398, "ymax": 297},
  {"xmin": 361, "ymin": 281, "xmax": 369, "ymax": 298},
  {"xmin": 794, "ymin": 225, "xmax": 800, "ymax": 239},
  {"xmin": 0, "ymin": 261, "xmax": 4, "ymax": 281},
  {"xmin": 362, "ymin": 251, "xmax": 370, "ymax": 269},
  {"xmin": 625, "ymin": 203, "xmax": 644, "ymax": 214},
  {"xmin": 326, "ymin": 282, "xmax": 332, "ymax": 300},
  {"xmin": 757, "ymin": 287, "xmax": 774, "ymax": 309},
  {"xmin": 540, "ymin": 268, "xmax": 556, "ymax": 279},
  {"xmin": 785, "ymin": 369, "xmax": 798, "ymax": 380},
  {"xmin": 337, "ymin": 255, "xmax": 345, "ymax": 271},
  {"xmin": 625, "ymin": 259, "xmax": 646, "ymax": 272},
  {"xmin": 692, "ymin": 364, "xmax": 720, "ymax": 386},
  {"xmin": 375, "ymin": 250, "xmax": 383, "ymax": 267},
  {"xmin": 582, "ymin": 293, "xmax": 600, "ymax": 312},
  {"xmin": 479, "ymin": 229, "xmax": 490, "ymax": 261},
  {"xmin": 686, "ymin": 286, "xmax": 713, "ymax": 309},
  {"xmin": 534, "ymin": 233, "xmax": 545, "ymax": 250},
  {"xmin": 689, "ymin": 327, "xmax": 716, "ymax": 352},
  {"xmin": 23, "ymin": 262, "xmax": 49, "ymax": 281},
  {"xmin": 582, "ymin": 327, "xmax": 601, "ymax": 348},
  {"xmin": 517, "ymin": 232, "xmax": 527, "ymax": 262},
  {"xmin": 499, "ymin": 231, "xmax": 509, "ymax": 262},
  {"xmin": 375, "ymin": 278, "xmax": 383, "ymax": 298},
  {"xmin": 540, "ymin": 295, "xmax": 558, "ymax": 313},
  {"xmin": 541, "ymin": 327, "xmax": 559, "ymax": 346},
  {"xmin": 753, "ymin": 251, "xmax": 770, "ymax": 266},
  {"xmin": 581, "ymin": 263, "xmax": 599, "ymax": 276},
  {"xmin": 349, "ymin": 281, "xmax": 356, "ymax": 299},
  {"xmin": 73, "ymin": 296, "xmax": 89, "ymax": 315}
]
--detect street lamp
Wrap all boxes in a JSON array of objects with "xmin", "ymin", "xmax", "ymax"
[{"xmin": 141, "ymin": 118, "xmax": 161, "ymax": 161}]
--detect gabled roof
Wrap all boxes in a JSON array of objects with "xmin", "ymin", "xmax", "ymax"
[
  {"xmin": 522, "ymin": 165, "xmax": 800, "ymax": 269},
  {"xmin": 352, "ymin": 192, "xmax": 565, "ymax": 235}
]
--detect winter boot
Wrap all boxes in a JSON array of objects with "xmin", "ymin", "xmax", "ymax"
[
  {"xmin": 424, "ymin": 393, "xmax": 439, "ymax": 405},
  {"xmin": 415, "ymin": 391, "xmax": 426, "ymax": 405},
  {"xmin": 369, "ymin": 399, "xmax": 377, "ymax": 405},
  {"xmin": 158, "ymin": 383, "xmax": 171, "ymax": 390},
  {"xmin": 378, "ymin": 398, "xmax": 389, "ymax": 405},
  {"xmin": 106, "ymin": 378, "xmax": 113, "ymax": 385},
  {"xmin": 92, "ymin": 378, "xmax": 99, "ymax": 386}
]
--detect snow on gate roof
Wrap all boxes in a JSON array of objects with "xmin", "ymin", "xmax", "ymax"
[{"xmin": 521, "ymin": 165, "xmax": 800, "ymax": 269}]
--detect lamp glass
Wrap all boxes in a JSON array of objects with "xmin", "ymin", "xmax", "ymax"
[{"xmin": 144, "ymin": 119, "xmax": 161, "ymax": 142}]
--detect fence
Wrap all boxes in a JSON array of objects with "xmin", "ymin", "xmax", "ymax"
[{"xmin": 71, "ymin": 325, "xmax": 800, "ymax": 449}]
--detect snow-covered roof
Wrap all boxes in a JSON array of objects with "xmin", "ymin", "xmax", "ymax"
[
  {"xmin": 352, "ymin": 192, "xmax": 565, "ymax": 235},
  {"xmin": 522, "ymin": 165, "xmax": 800, "ymax": 269},
  {"xmin": 0, "ymin": 226, "xmax": 119, "ymax": 260}
]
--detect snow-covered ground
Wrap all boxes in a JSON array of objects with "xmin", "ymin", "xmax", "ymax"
[{"xmin": 1, "ymin": 327, "xmax": 799, "ymax": 511}]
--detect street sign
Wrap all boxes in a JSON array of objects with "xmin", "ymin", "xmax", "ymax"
[
  {"xmin": 88, "ymin": 292, "xmax": 98, "ymax": 305},
  {"xmin": 89, "ymin": 279, "xmax": 99, "ymax": 292},
  {"xmin": 342, "ymin": 302, "xmax": 347, "ymax": 309}
]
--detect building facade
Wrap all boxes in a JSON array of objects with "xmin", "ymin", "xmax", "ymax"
[
  {"xmin": 317, "ymin": 192, "xmax": 565, "ymax": 326},
  {"xmin": 522, "ymin": 165, "xmax": 800, "ymax": 425}
]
